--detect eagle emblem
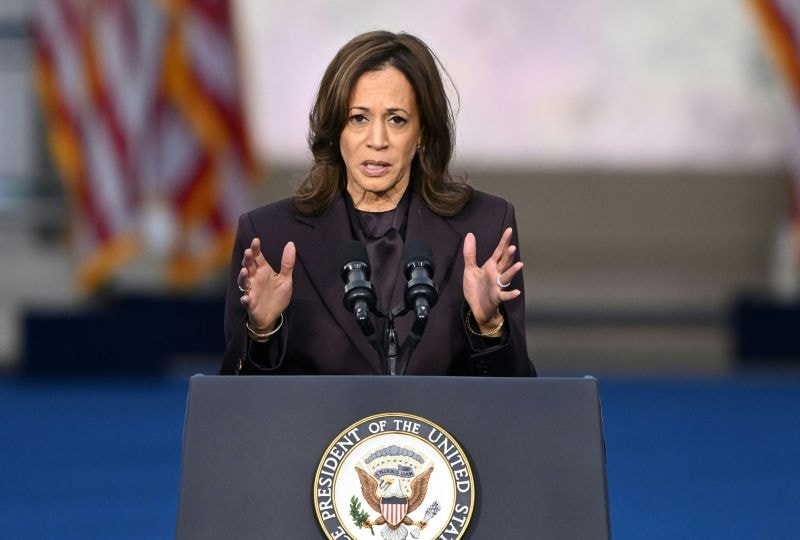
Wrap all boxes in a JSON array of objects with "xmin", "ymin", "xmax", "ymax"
[
  {"xmin": 313, "ymin": 413, "xmax": 475, "ymax": 539},
  {"xmin": 351, "ymin": 444, "xmax": 440, "ymax": 539}
]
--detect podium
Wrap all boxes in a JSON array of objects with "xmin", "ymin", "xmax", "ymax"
[{"xmin": 176, "ymin": 376, "xmax": 610, "ymax": 539}]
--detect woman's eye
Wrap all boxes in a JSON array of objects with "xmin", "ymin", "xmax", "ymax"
[
  {"xmin": 349, "ymin": 114, "xmax": 367, "ymax": 125},
  {"xmin": 389, "ymin": 115, "xmax": 407, "ymax": 126}
]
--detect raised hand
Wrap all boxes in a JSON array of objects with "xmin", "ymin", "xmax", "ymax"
[
  {"xmin": 462, "ymin": 227, "xmax": 523, "ymax": 333},
  {"xmin": 237, "ymin": 238, "xmax": 296, "ymax": 332}
]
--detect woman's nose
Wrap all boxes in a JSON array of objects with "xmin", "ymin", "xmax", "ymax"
[{"xmin": 366, "ymin": 122, "xmax": 388, "ymax": 150}]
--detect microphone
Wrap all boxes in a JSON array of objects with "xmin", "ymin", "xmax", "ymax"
[
  {"xmin": 395, "ymin": 240, "xmax": 438, "ymax": 375},
  {"xmin": 403, "ymin": 240, "xmax": 438, "ymax": 322},
  {"xmin": 337, "ymin": 241, "xmax": 377, "ymax": 322},
  {"xmin": 338, "ymin": 240, "xmax": 385, "ymax": 373}
]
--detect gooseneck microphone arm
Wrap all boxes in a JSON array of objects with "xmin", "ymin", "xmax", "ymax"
[
  {"xmin": 396, "ymin": 240, "xmax": 438, "ymax": 375},
  {"xmin": 337, "ymin": 241, "xmax": 386, "ymax": 373}
]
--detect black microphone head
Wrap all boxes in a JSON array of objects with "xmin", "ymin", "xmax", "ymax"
[
  {"xmin": 403, "ymin": 239, "xmax": 434, "ymax": 278},
  {"xmin": 337, "ymin": 240, "xmax": 370, "ymax": 281}
]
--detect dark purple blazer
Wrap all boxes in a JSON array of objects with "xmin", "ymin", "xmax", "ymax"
[{"xmin": 220, "ymin": 190, "xmax": 534, "ymax": 376}]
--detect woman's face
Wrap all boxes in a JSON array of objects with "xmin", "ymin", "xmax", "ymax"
[{"xmin": 340, "ymin": 66, "xmax": 421, "ymax": 211}]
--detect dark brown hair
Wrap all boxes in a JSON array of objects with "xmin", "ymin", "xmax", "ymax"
[{"xmin": 292, "ymin": 30, "xmax": 472, "ymax": 216}]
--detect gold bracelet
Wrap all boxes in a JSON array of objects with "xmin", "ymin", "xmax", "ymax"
[
  {"xmin": 465, "ymin": 309, "xmax": 504, "ymax": 337},
  {"xmin": 246, "ymin": 313, "xmax": 284, "ymax": 343}
]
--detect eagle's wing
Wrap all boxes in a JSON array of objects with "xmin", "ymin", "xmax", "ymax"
[
  {"xmin": 355, "ymin": 466, "xmax": 382, "ymax": 513},
  {"xmin": 406, "ymin": 467, "xmax": 433, "ymax": 513}
]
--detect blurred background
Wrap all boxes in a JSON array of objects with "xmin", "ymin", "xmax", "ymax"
[{"xmin": 2, "ymin": 0, "xmax": 799, "ymax": 538}]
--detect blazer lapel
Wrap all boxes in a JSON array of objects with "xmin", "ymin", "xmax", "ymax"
[
  {"xmin": 404, "ymin": 193, "xmax": 462, "ymax": 292},
  {"xmin": 293, "ymin": 196, "xmax": 384, "ymax": 372},
  {"xmin": 393, "ymin": 193, "xmax": 463, "ymax": 341}
]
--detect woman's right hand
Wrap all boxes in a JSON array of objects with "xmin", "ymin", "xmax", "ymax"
[{"xmin": 238, "ymin": 238, "xmax": 296, "ymax": 332}]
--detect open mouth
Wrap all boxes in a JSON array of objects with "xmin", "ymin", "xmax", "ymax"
[{"xmin": 362, "ymin": 161, "xmax": 391, "ymax": 176}]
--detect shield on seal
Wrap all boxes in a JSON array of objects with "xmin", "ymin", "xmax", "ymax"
[{"xmin": 380, "ymin": 496, "xmax": 408, "ymax": 526}]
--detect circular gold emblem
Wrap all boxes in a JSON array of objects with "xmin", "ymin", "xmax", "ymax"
[{"xmin": 313, "ymin": 412, "xmax": 475, "ymax": 540}]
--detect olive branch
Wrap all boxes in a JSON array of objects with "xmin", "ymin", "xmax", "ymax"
[{"xmin": 349, "ymin": 496, "xmax": 374, "ymax": 535}]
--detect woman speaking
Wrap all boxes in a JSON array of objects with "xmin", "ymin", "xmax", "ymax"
[{"xmin": 220, "ymin": 31, "xmax": 534, "ymax": 377}]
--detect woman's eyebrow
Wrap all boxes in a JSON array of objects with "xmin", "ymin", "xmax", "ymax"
[{"xmin": 349, "ymin": 106, "xmax": 410, "ymax": 114}]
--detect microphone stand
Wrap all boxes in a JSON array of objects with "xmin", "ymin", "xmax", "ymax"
[
  {"xmin": 352, "ymin": 302, "xmax": 430, "ymax": 376},
  {"xmin": 382, "ymin": 299, "xmax": 431, "ymax": 376},
  {"xmin": 355, "ymin": 308, "xmax": 386, "ymax": 375},
  {"xmin": 384, "ymin": 317, "xmax": 399, "ymax": 376},
  {"xmin": 396, "ymin": 302, "xmax": 429, "ymax": 376},
  {"xmin": 348, "ymin": 294, "xmax": 402, "ymax": 377}
]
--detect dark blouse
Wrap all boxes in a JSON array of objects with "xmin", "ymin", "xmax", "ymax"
[{"xmin": 345, "ymin": 188, "xmax": 411, "ymax": 316}]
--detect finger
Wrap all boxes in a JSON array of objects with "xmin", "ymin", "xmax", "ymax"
[
  {"xmin": 498, "ymin": 288, "xmax": 522, "ymax": 302},
  {"xmin": 243, "ymin": 248, "xmax": 259, "ymax": 277},
  {"xmin": 238, "ymin": 267, "xmax": 251, "ymax": 290},
  {"xmin": 500, "ymin": 261, "xmax": 524, "ymax": 283},
  {"xmin": 462, "ymin": 233, "xmax": 477, "ymax": 269},
  {"xmin": 497, "ymin": 261, "xmax": 523, "ymax": 284},
  {"xmin": 250, "ymin": 238, "xmax": 266, "ymax": 268},
  {"xmin": 279, "ymin": 241, "xmax": 296, "ymax": 278},
  {"xmin": 490, "ymin": 227, "xmax": 513, "ymax": 262},
  {"xmin": 498, "ymin": 244, "xmax": 517, "ymax": 273}
]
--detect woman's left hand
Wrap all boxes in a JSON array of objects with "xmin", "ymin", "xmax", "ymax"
[{"xmin": 462, "ymin": 227, "xmax": 523, "ymax": 333}]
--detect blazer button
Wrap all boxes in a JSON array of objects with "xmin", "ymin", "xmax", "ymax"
[{"xmin": 236, "ymin": 357, "xmax": 243, "ymax": 373}]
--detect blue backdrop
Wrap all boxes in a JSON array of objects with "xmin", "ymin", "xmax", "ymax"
[{"xmin": 1, "ymin": 376, "xmax": 798, "ymax": 538}]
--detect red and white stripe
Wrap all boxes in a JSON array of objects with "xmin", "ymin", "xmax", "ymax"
[
  {"xmin": 33, "ymin": 0, "xmax": 254, "ymax": 290},
  {"xmin": 381, "ymin": 501, "xmax": 409, "ymax": 527}
]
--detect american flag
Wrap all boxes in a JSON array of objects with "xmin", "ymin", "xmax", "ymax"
[
  {"xmin": 33, "ymin": 0, "xmax": 255, "ymax": 291},
  {"xmin": 750, "ymin": 0, "xmax": 800, "ymax": 290}
]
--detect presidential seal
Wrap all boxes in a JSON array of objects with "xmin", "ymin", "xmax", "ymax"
[{"xmin": 314, "ymin": 413, "xmax": 475, "ymax": 540}]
